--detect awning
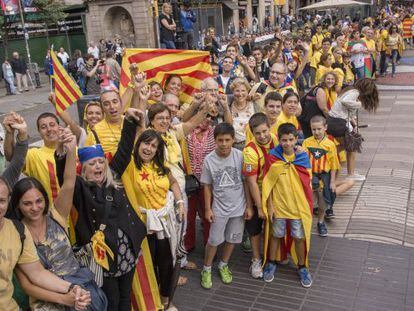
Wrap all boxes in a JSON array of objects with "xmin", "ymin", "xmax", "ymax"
[
  {"xmin": 299, "ymin": 0, "xmax": 369, "ymax": 10},
  {"xmin": 223, "ymin": 0, "xmax": 239, "ymax": 10}
]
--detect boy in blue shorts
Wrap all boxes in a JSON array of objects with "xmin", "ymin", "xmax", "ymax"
[
  {"xmin": 303, "ymin": 115, "xmax": 339, "ymax": 236},
  {"xmin": 261, "ymin": 123, "xmax": 313, "ymax": 288}
]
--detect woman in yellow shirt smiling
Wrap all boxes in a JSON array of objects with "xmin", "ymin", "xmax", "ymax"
[{"xmin": 122, "ymin": 129, "xmax": 184, "ymax": 310}]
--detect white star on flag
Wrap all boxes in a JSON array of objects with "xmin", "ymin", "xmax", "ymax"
[{"xmin": 314, "ymin": 151, "xmax": 321, "ymax": 157}]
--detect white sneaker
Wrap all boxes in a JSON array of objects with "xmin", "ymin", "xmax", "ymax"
[
  {"xmin": 249, "ymin": 258, "xmax": 263, "ymax": 279},
  {"xmin": 347, "ymin": 173, "xmax": 366, "ymax": 181}
]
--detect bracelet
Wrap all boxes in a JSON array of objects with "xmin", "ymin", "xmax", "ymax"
[
  {"xmin": 66, "ymin": 283, "xmax": 75, "ymax": 293},
  {"xmin": 127, "ymin": 82, "xmax": 135, "ymax": 89},
  {"xmin": 175, "ymin": 200, "xmax": 184, "ymax": 205}
]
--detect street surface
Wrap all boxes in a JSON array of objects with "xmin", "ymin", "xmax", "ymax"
[{"xmin": 0, "ymin": 51, "xmax": 413, "ymax": 311}]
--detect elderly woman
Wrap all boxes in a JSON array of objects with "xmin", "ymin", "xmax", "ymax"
[
  {"xmin": 327, "ymin": 78, "xmax": 379, "ymax": 181},
  {"xmin": 229, "ymin": 78, "xmax": 260, "ymax": 150},
  {"xmin": 55, "ymin": 108, "xmax": 147, "ymax": 311}
]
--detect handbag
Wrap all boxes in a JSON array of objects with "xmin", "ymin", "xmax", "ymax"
[
  {"xmin": 344, "ymin": 111, "xmax": 364, "ymax": 153},
  {"xmin": 178, "ymin": 162, "xmax": 200, "ymax": 196},
  {"xmin": 72, "ymin": 187, "xmax": 114, "ymax": 287}
]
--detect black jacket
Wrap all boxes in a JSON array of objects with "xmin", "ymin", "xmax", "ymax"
[
  {"xmin": 10, "ymin": 58, "xmax": 28, "ymax": 75},
  {"xmin": 56, "ymin": 118, "xmax": 146, "ymax": 273}
]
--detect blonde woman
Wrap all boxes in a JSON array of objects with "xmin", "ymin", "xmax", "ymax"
[
  {"xmin": 159, "ymin": 3, "xmax": 176, "ymax": 49},
  {"xmin": 229, "ymin": 78, "xmax": 260, "ymax": 150}
]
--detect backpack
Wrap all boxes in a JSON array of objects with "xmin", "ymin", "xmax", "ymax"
[
  {"xmin": 10, "ymin": 219, "xmax": 30, "ymax": 310},
  {"xmin": 68, "ymin": 59, "xmax": 78, "ymax": 76},
  {"xmin": 298, "ymin": 86, "xmax": 323, "ymax": 123}
]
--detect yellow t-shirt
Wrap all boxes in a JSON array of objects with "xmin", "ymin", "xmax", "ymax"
[
  {"xmin": 162, "ymin": 126, "xmax": 186, "ymax": 192},
  {"xmin": 315, "ymin": 65, "xmax": 333, "ymax": 85},
  {"xmin": 242, "ymin": 133, "xmax": 278, "ymax": 190},
  {"xmin": 303, "ymin": 136, "xmax": 339, "ymax": 174},
  {"xmin": 0, "ymin": 219, "xmax": 39, "ymax": 311},
  {"xmin": 24, "ymin": 146, "xmax": 60, "ymax": 205},
  {"xmin": 343, "ymin": 64, "xmax": 355, "ymax": 85},
  {"xmin": 311, "ymin": 33, "xmax": 325, "ymax": 51},
  {"xmin": 273, "ymin": 152, "xmax": 303, "ymax": 219},
  {"xmin": 84, "ymin": 118, "xmax": 123, "ymax": 158},
  {"xmin": 250, "ymin": 81, "xmax": 297, "ymax": 109},
  {"xmin": 123, "ymin": 161, "xmax": 170, "ymax": 213},
  {"xmin": 272, "ymin": 111, "xmax": 299, "ymax": 137},
  {"xmin": 310, "ymin": 50, "xmax": 333, "ymax": 69}
]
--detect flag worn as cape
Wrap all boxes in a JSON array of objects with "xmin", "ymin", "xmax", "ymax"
[
  {"xmin": 261, "ymin": 145, "xmax": 313, "ymax": 267},
  {"xmin": 120, "ymin": 49, "xmax": 212, "ymax": 105}
]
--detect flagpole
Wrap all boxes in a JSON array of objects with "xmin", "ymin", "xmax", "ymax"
[
  {"xmin": 17, "ymin": 0, "xmax": 32, "ymax": 64},
  {"xmin": 50, "ymin": 45, "xmax": 54, "ymax": 93}
]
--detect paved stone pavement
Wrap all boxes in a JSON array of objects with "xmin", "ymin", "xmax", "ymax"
[{"xmin": 174, "ymin": 91, "xmax": 414, "ymax": 310}]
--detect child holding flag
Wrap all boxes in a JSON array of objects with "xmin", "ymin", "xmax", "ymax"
[
  {"xmin": 261, "ymin": 123, "xmax": 313, "ymax": 288},
  {"xmin": 303, "ymin": 116, "xmax": 340, "ymax": 236}
]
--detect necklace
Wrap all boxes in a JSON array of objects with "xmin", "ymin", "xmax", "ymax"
[{"xmin": 25, "ymin": 217, "xmax": 47, "ymax": 244}]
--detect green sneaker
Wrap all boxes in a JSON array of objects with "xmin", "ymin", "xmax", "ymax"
[
  {"xmin": 200, "ymin": 269, "xmax": 212, "ymax": 289},
  {"xmin": 218, "ymin": 265, "xmax": 233, "ymax": 284}
]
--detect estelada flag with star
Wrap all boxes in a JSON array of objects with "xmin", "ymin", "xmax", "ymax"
[
  {"xmin": 261, "ymin": 145, "xmax": 313, "ymax": 267},
  {"xmin": 50, "ymin": 47, "xmax": 82, "ymax": 114},
  {"xmin": 120, "ymin": 49, "xmax": 212, "ymax": 104}
]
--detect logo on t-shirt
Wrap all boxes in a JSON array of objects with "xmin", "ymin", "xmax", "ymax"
[{"xmin": 219, "ymin": 170, "xmax": 235, "ymax": 187}]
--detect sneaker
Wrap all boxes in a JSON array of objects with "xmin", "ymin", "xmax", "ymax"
[
  {"xmin": 346, "ymin": 173, "xmax": 366, "ymax": 181},
  {"xmin": 263, "ymin": 262, "xmax": 277, "ymax": 283},
  {"xmin": 200, "ymin": 269, "xmax": 212, "ymax": 289},
  {"xmin": 218, "ymin": 265, "xmax": 233, "ymax": 284},
  {"xmin": 325, "ymin": 208, "xmax": 335, "ymax": 219},
  {"xmin": 317, "ymin": 222, "xmax": 328, "ymax": 237},
  {"xmin": 249, "ymin": 258, "xmax": 263, "ymax": 279},
  {"xmin": 241, "ymin": 236, "xmax": 252, "ymax": 253},
  {"xmin": 298, "ymin": 267, "xmax": 313, "ymax": 288}
]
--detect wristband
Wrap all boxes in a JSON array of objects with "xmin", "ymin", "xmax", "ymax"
[
  {"xmin": 127, "ymin": 82, "xmax": 135, "ymax": 89},
  {"xmin": 175, "ymin": 200, "xmax": 184, "ymax": 205}
]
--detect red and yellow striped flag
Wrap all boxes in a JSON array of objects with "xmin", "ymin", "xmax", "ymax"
[
  {"xmin": 51, "ymin": 49, "xmax": 82, "ymax": 114},
  {"xmin": 120, "ymin": 49, "xmax": 212, "ymax": 104}
]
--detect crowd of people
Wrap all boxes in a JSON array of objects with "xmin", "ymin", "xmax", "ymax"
[{"xmin": 1, "ymin": 4, "xmax": 413, "ymax": 311}]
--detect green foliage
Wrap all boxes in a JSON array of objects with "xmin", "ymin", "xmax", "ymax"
[{"xmin": 34, "ymin": 0, "xmax": 68, "ymax": 25}]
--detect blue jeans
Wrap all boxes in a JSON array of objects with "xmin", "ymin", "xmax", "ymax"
[
  {"xmin": 312, "ymin": 172, "xmax": 336, "ymax": 207},
  {"xmin": 355, "ymin": 66, "xmax": 365, "ymax": 80},
  {"xmin": 386, "ymin": 49, "xmax": 398, "ymax": 75},
  {"xmin": 162, "ymin": 40, "xmax": 176, "ymax": 49}
]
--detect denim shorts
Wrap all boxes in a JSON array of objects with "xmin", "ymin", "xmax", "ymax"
[{"xmin": 272, "ymin": 219, "xmax": 304, "ymax": 239}]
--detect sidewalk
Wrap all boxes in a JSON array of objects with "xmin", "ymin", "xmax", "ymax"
[{"xmin": 174, "ymin": 90, "xmax": 414, "ymax": 310}]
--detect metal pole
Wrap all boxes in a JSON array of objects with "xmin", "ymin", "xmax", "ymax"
[{"xmin": 17, "ymin": 0, "xmax": 31, "ymax": 63}]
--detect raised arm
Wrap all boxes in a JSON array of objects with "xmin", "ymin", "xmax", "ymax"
[
  {"xmin": 296, "ymin": 42, "xmax": 310, "ymax": 78},
  {"xmin": 181, "ymin": 102, "xmax": 209, "ymax": 136},
  {"xmin": 1, "ymin": 113, "xmax": 28, "ymax": 189},
  {"xmin": 110, "ymin": 108, "xmax": 145, "ymax": 176},
  {"xmin": 54, "ymin": 129, "xmax": 77, "ymax": 220},
  {"xmin": 3, "ymin": 113, "xmax": 16, "ymax": 161},
  {"xmin": 49, "ymin": 93, "xmax": 83, "ymax": 142}
]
